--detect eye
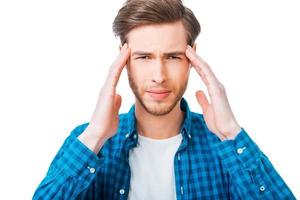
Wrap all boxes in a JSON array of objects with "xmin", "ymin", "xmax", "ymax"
[
  {"xmin": 137, "ymin": 56, "xmax": 150, "ymax": 60},
  {"xmin": 168, "ymin": 56, "xmax": 181, "ymax": 60}
]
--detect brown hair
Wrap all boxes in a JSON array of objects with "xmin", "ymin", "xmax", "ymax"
[{"xmin": 112, "ymin": 0, "xmax": 201, "ymax": 46}]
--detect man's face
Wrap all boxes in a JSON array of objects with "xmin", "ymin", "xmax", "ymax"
[{"xmin": 126, "ymin": 21, "xmax": 191, "ymax": 116}]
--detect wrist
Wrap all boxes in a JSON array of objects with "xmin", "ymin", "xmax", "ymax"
[
  {"xmin": 86, "ymin": 124, "xmax": 109, "ymax": 139},
  {"xmin": 224, "ymin": 125, "xmax": 242, "ymax": 140},
  {"xmin": 78, "ymin": 125, "xmax": 108, "ymax": 154}
]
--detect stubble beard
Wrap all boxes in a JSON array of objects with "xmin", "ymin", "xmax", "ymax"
[{"xmin": 127, "ymin": 73, "xmax": 188, "ymax": 116}]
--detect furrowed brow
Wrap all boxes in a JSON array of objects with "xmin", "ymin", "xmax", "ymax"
[
  {"xmin": 164, "ymin": 51, "xmax": 185, "ymax": 56},
  {"xmin": 132, "ymin": 51, "xmax": 152, "ymax": 56},
  {"xmin": 132, "ymin": 51, "xmax": 185, "ymax": 56}
]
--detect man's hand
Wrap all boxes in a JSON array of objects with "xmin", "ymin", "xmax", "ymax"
[
  {"xmin": 185, "ymin": 45, "xmax": 241, "ymax": 141},
  {"xmin": 78, "ymin": 43, "xmax": 130, "ymax": 153}
]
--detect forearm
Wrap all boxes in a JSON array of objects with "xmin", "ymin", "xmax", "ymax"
[{"xmin": 78, "ymin": 124, "xmax": 108, "ymax": 154}]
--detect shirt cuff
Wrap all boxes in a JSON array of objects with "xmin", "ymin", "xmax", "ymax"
[
  {"xmin": 214, "ymin": 128, "xmax": 263, "ymax": 172},
  {"xmin": 56, "ymin": 136, "xmax": 104, "ymax": 184}
]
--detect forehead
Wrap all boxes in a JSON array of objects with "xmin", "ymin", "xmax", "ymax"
[{"xmin": 126, "ymin": 21, "xmax": 188, "ymax": 51}]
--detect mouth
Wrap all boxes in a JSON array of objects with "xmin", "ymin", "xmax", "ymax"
[{"xmin": 146, "ymin": 89, "xmax": 171, "ymax": 101}]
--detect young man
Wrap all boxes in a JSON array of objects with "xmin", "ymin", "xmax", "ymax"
[{"xmin": 34, "ymin": 0, "xmax": 295, "ymax": 199}]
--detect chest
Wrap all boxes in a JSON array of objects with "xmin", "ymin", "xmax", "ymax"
[
  {"xmin": 86, "ymin": 146, "xmax": 229, "ymax": 200},
  {"xmin": 127, "ymin": 140, "xmax": 180, "ymax": 199}
]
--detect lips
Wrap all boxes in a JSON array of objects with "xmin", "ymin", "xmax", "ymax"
[
  {"xmin": 146, "ymin": 88, "xmax": 171, "ymax": 100},
  {"xmin": 147, "ymin": 89, "xmax": 171, "ymax": 94}
]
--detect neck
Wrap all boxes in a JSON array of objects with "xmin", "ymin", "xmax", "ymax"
[{"xmin": 135, "ymin": 99, "xmax": 184, "ymax": 139}]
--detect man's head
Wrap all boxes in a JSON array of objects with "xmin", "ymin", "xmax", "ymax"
[{"xmin": 113, "ymin": 0, "xmax": 201, "ymax": 116}]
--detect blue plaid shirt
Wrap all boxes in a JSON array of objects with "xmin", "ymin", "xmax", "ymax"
[{"xmin": 33, "ymin": 98, "xmax": 295, "ymax": 199}]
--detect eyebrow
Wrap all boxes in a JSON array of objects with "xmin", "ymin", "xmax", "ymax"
[{"xmin": 132, "ymin": 51, "xmax": 186, "ymax": 57}]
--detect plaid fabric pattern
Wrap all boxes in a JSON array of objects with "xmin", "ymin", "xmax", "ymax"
[{"xmin": 33, "ymin": 98, "xmax": 296, "ymax": 199}]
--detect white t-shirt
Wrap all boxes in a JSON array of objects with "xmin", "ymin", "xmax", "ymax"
[{"xmin": 128, "ymin": 133, "xmax": 183, "ymax": 200}]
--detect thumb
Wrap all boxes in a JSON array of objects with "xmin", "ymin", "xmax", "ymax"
[{"xmin": 195, "ymin": 90, "xmax": 209, "ymax": 112}]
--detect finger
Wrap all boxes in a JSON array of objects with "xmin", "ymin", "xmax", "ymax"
[
  {"xmin": 185, "ymin": 46, "xmax": 218, "ymax": 86},
  {"xmin": 186, "ymin": 46, "xmax": 227, "ymax": 97},
  {"xmin": 106, "ymin": 43, "xmax": 131, "ymax": 88},
  {"xmin": 195, "ymin": 90, "xmax": 210, "ymax": 112},
  {"xmin": 193, "ymin": 65, "xmax": 209, "ymax": 86}
]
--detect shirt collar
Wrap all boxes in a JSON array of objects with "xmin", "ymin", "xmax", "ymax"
[{"xmin": 125, "ymin": 97, "xmax": 192, "ymax": 139}]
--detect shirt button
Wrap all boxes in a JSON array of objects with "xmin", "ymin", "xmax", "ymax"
[
  {"xmin": 89, "ymin": 167, "xmax": 95, "ymax": 174},
  {"xmin": 237, "ymin": 146, "xmax": 246, "ymax": 154},
  {"xmin": 125, "ymin": 133, "xmax": 130, "ymax": 138},
  {"xmin": 188, "ymin": 134, "xmax": 192, "ymax": 139},
  {"xmin": 119, "ymin": 189, "xmax": 125, "ymax": 195},
  {"xmin": 259, "ymin": 185, "xmax": 266, "ymax": 192},
  {"xmin": 133, "ymin": 134, "xmax": 137, "ymax": 139},
  {"xmin": 180, "ymin": 186, "xmax": 184, "ymax": 195}
]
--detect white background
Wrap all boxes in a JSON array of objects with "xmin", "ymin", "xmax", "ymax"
[{"xmin": 0, "ymin": 0, "xmax": 299, "ymax": 199}]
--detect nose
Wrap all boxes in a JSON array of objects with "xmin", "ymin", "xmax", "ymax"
[{"xmin": 151, "ymin": 59, "xmax": 166, "ymax": 84}]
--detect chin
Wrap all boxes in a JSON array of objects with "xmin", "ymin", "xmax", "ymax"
[{"xmin": 139, "ymin": 94, "xmax": 180, "ymax": 116}]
